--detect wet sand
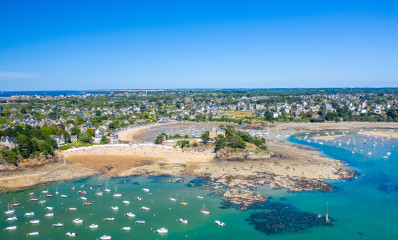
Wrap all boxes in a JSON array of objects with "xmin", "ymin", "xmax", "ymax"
[{"xmin": 358, "ymin": 131, "xmax": 398, "ymax": 139}]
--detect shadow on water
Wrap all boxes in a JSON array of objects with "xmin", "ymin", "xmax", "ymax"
[{"xmin": 244, "ymin": 201, "xmax": 333, "ymax": 235}]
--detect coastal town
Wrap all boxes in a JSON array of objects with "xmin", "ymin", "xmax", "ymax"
[{"xmin": 1, "ymin": 89, "xmax": 397, "ymax": 155}]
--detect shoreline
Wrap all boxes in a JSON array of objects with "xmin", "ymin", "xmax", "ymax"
[{"xmin": 2, "ymin": 121, "xmax": 397, "ymax": 207}]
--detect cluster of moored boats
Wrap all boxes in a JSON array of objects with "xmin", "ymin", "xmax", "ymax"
[{"xmin": 3, "ymin": 183, "xmax": 226, "ymax": 238}]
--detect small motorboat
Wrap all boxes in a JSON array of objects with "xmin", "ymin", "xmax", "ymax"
[
  {"xmin": 11, "ymin": 202, "xmax": 21, "ymax": 207},
  {"xmin": 61, "ymin": 195, "xmax": 68, "ymax": 198},
  {"xmin": 89, "ymin": 224, "xmax": 98, "ymax": 229},
  {"xmin": 126, "ymin": 212, "xmax": 136, "ymax": 217},
  {"xmin": 178, "ymin": 218, "xmax": 189, "ymax": 224},
  {"xmin": 111, "ymin": 206, "xmax": 119, "ymax": 211},
  {"xmin": 27, "ymin": 232, "xmax": 39, "ymax": 236},
  {"xmin": 38, "ymin": 200, "xmax": 46, "ymax": 204},
  {"xmin": 141, "ymin": 206, "xmax": 150, "ymax": 211},
  {"xmin": 136, "ymin": 197, "xmax": 143, "ymax": 201},
  {"xmin": 80, "ymin": 197, "xmax": 87, "ymax": 200},
  {"xmin": 100, "ymin": 235, "xmax": 111, "ymax": 240},
  {"xmin": 66, "ymin": 232, "xmax": 77, "ymax": 237},
  {"xmin": 6, "ymin": 216, "xmax": 18, "ymax": 221},
  {"xmin": 196, "ymin": 196, "xmax": 204, "ymax": 199},
  {"xmin": 122, "ymin": 200, "xmax": 130, "ymax": 204},
  {"xmin": 41, "ymin": 190, "xmax": 48, "ymax": 194},
  {"xmin": 113, "ymin": 193, "xmax": 122, "ymax": 197},
  {"xmin": 135, "ymin": 220, "xmax": 145, "ymax": 224},
  {"xmin": 142, "ymin": 188, "xmax": 150, "ymax": 192},
  {"xmin": 30, "ymin": 197, "xmax": 38, "ymax": 201},
  {"xmin": 78, "ymin": 190, "xmax": 86, "ymax": 194},
  {"xmin": 96, "ymin": 192, "xmax": 103, "ymax": 196},
  {"xmin": 157, "ymin": 227, "xmax": 168, "ymax": 233},
  {"xmin": 73, "ymin": 218, "xmax": 84, "ymax": 223},
  {"xmin": 5, "ymin": 226, "xmax": 17, "ymax": 230},
  {"xmin": 45, "ymin": 213, "xmax": 54, "ymax": 217},
  {"xmin": 24, "ymin": 212, "xmax": 35, "ymax": 217},
  {"xmin": 69, "ymin": 207, "xmax": 77, "ymax": 211},
  {"xmin": 30, "ymin": 220, "xmax": 41, "ymax": 224},
  {"xmin": 46, "ymin": 207, "xmax": 54, "ymax": 210},
  {"xmin": 169, "ymin": 198, "xmax": 177, "ymax": 201},
  {"xmin": 214, "ymin": 220, "xmax": 225, "ymax": 226},
  {"xmin": 104, "ymin": 217, "xmax": 115, "ymax": 221},
  {"xmin": 46, "ymin": 194, "xmax": 53, "ymax": 197},
  {"xmin": 104, "ymin": 188, "xmax": 111, "ymax": 192},
  {"xmin": 84, "ymin": 201, "xmax": 92, "ymax": 205},
  {"xmin": 52, "ymin": 223, "xmax": 64, "ymax": 227},
  {"xmin": 122, "ymin": 227, "xmax": 131, "ymax": 231}
]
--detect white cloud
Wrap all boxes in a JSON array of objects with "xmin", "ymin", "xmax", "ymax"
[{"xmin": 0, "ymin": 71, "xmax": 39, "ymax": 79}]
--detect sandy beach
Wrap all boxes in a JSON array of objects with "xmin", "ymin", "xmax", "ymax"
[{"xmin": 358, "ymin": 130, "xmax": 398, "ymax": 139}]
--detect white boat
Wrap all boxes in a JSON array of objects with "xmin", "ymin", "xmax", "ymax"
[
  {"xmin": 387, "ymin": 152, "xmax": 391, "ymax": 156},
  {"xmin": 169, "ymin": 198, "xmax": 177, "ymax": 201},
  {"xmin": 142, "ymin": 188, "xmax": 150, "ymax": 192},
  {"xmin": 25, "ymin": 212, "xmax": 35, "ymax": 217},
  {"xmin": 104, "ymin": 188, "xmax": 111, "ymax": 192},
  {"xmin": 181, "ymin": 198, "xmax": 188, "ymax": 206},
  {"xmin": 53, "ymin": 223, "xmax": 64, "ymax": 227},
  {"xmin": 141, "ymin": 206, "xmax": 150, "ymax": 211},
  {"xmin": 5, "ymin": 204, "xmax": 15, "ymax": 214},
  {"xmin": 122, "ymin": 227, "xmax": 131, "ymax": 231},
  {"xmin": 136, "ymin": 197, "xmax": 143, "ymax": 201},
  {"xmin": 30, "ymin": 220, "xmax": 41, "ymax": 224},
  {"xmin": 73, "ymin": 218, "xmax": 84, "ymax": 223},
  {"xmin": 200, "ymin": 204, "xmax": 210, "ymax": 214},
  {"xmin": 89, "ymin": 224, "xmax": 99, "ymax": 229},
  {"xmin": 100, "ymin": 235, "xmax": 111, "ymax": 240},
  {"xmin": 66, "ymin": 232, "xmax": 77, "ymax": 237},
  {"xmin": 104, "ymin": 217, "xmax": 115, "ymax": 221},
  {"xmin": 38, "ymin": 200, "xmax": 46, "ymax": 204},
  {"xmin": 61, "ymin": 195, "xmax": 68, "ymax": 198},
  {"xmin": 382, "ymin": 156, "xmax": 389, "ymax": 159},
  {"xmin": 96, "ymin": 191, "xmax": 103, "ymax": 196},
  {"xmin": 5, "ymin": 226, "xmax": 17, "ymax": 230},
  {"xmin": 196, "ymin": 196, "xmax": 204, "ymax": 199},
  {"xmin": 45, "ymin": 213, "xmax": 54, "ymax": 217},
  {"xmin": 41, "ymin": 190, "xmax": 48, "ymax": 194},
  {"xmin": 111, "ymin": 206, "xmax": 119, "ymax": 211},
  {"xmin": 27, "ymin": 232, "xmax": 40, "ymax": 236},
  {"xmin": 126, "ymin": 212, "xmax": 136, "ymax": 217},
  {"xmin": 6, "ymin": 216, "xmax": 18, "ymax": 221},
  {"xmin": 214, "ymin": 220, "xmax": 225, "ymax": 226},
  {"xmin": 80, "ymin": 197, "xmax": 87, "ymax": 200},
  {"xmin": 178, "ymin": 218, "xmax": 189, "ymax": 224},
  {"xmin": 46, "ymin": 206, "xmax": 54, "ymax": 210},
  {"xmin": 122, "ymin": 200, "xmax": 130, "ymax": 204},
  {"xmin": 135, "ymin": 220, "xmax": 145, "ymax": 224},
  {"xmin": 113, "ymin": 185, "xmax": 122, "ymax": 197},
  {"xmin": 69, "ymin": 207, "xmax": 77, "ymax": 211},
  {"xmin": 157, "ymin": 227, "xmax": 168, "ymax": 233}
]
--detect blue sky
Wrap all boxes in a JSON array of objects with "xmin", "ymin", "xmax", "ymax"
[{"xmin": 0, "ymin": 0, "xmax": 397, "ymax": 90}]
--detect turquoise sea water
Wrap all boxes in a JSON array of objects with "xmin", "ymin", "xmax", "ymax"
[{"xmin": 1, "ymin": 131, "xmax": 397, "ymax": 239}]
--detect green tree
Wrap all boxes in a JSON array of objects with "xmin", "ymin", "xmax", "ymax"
[
  {"xmin": 100, "ymin": 135, "xmax": 110, "ymax": 144},
  {"xmin": 2, "ymin": 149, "xmax": 18, "ymax": 165},
  {"xmin": 201, "ymin": 131, "xmax": 210, "ymax": 142},
  {"xmin": 70, "ymin": 127, "xmax": 81, "ymax": 136},
  {"xmin": 86, "ymin": 128, "xmax": 95, "ymax": 137}
]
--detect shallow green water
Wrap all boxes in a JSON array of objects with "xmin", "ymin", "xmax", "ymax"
[{"xmin": 1, "ymin": 132, "xmax": 398, "ymax": 239}]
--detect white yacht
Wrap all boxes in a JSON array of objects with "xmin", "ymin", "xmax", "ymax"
[
  {"xmin": 200, "ymin": 204, "xmax": 210, "ymax": 214},
  {"xmin": 30, "ymin": 220, "xmax": 41, "ymax": 224},
  {"xmin": 169, "ymin": 198, "xmax": 177, "ymax": 201},
  {"xmin": 24, "ymin": 212, "xmax": 35, "ymax": 217},
  {"xmin": 142, "ymin": 188, "xmax": 150, "ymax": 192},
  {"xmin": 111, "ymin": 206, "xmax": 119, "ymax": 211},
  {"xmin": 53, "ymin": 223, "xmax": 64, "ymax": 227},
  {"xmin": 122, "ymin": 227, "xmax": 131, "ymax": 231},
  {"xmin": 6, "ymin": 216, "xmax": 18, "ymax": 221},
  {"xmin": 89, "ymin": 224, "xmax": 99, "ymax": 229},
  {"xmin": 45, "ymin": 213, "xmax": 54, "ymax": 217},
  {"xmin": 73, "ymin": 218, "xmax": 84, "ymax": 223},
  {"xmin": 157, "ymin": 227, "xmax": 168, "ymax": 233},
  {"xmin": 178, "ymin": 218, "xmax": 189, "ymax": 224},
  {"xmin": 66, "ymin": 232, "xmax": 77, "ymax": 237},
  {"xmin": 61, "ymin": 195, "xmax": 68, "ymax": 198},
  {"xmin": 141, "ymin": 206, "xmax": 150, "ymax": 211},
  {"xmin": 214, "ymin": 220, "xmax": 226, "ymax": 226},
  {"xmin": 126, "ymin": 212, "xmax": 136, "ymax": 217},
  {"xmin": 27, "ymin": 232, "xmax": 40, "ymax": 236},
  {"xmin": 135, "ymin": 220, "xmax": 145, "ymax": 224},
  {"xmin": 104, "ymin": 217, "xmax": 115, "ymax": 221},
  {"xmin": 122, "ymin": 200, "xmax": 130, "ymax": 204},
  {"xmin": 5, "ymin": 226, "xmax": 17, "ymax": 230},
  {"xmin": 100, "ymin": 235, "xmax": 111, "ymax": 240},
  {"xmin": 137, "ymin": 197, "xmax": 143, "ymax": 201}
]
